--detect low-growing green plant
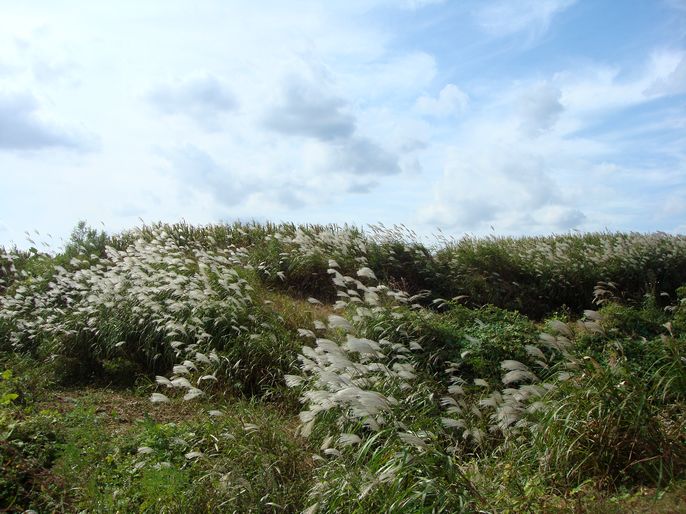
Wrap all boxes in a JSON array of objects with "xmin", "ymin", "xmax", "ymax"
[{"xmin": 0, "ymin": 370, "xmax": 18, "ymax": 406}]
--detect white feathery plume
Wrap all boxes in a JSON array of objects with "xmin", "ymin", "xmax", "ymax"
[
  {"xmin": 502, "ymin": 369, "xmax": 538, "ymax": 385},
  {"xmin": 356, "ymin": 267, "xmax": 377, "ymax": 280},
  {"xmin": 549, "ymin": 319, "xmax": 573, "ymax": 338},
  {"xmin": 150, "ymin": 393, "xmax": 170, "ymax": 403},
  {"xmin": 183, "ymin": 387, "xmax": 204, "ymax": 400},
  {"xmin": 171, "ymin": 377, "xmax": 193, "ymax": 389},
  {"xmin": 501, "ymin": 360, "xmax": 529, "ymax": 372},
  {"xmin": 441, "ymin": 417, "xmax": 466, "ymax": 429},
  {"xmin": 339, "ymin": 433, "xmax": 362, "ymax": 446},
  {"xmin": 155, "ymin": 376, "xmax": 173, "ymax": 387},
  {"xmin": 398, "ymin": 432, "xmax": 427, "ymax": 449},
  {"xmin": 525, "ymin": 345, "xmax": 546, "ymax": 360},
  {"xmin": 172, "ymin": 365, "xmax": 190, "ymax": 375},
  {"xmin": 195, "ymin": 352, "xmax": 211, "ymax": 364},
  {"xmin": 285, "ymin": 374, "xmax": 305, "ymax": 387},
  {"xmin": 328, "ymin": 315, "xmax": 352, "ymax": 331}
]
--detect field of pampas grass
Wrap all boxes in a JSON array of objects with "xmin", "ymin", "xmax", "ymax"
[{"xmin": 1, "ymin": 221, "xmax": 685, "ymax": 512}]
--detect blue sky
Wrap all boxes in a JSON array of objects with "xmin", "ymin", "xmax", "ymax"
[{"xmin": 0, "ymin": 0, "xmax": 685, "ymax": 248}]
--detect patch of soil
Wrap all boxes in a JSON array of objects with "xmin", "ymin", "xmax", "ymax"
[{"xmin": 36, "ymin": 388, "xmax": 206, "ymax": 433}]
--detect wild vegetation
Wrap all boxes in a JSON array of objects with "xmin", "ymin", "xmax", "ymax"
[{"xmin": 1, "ymin": 221, "xmax": 685, "ymax": 512}]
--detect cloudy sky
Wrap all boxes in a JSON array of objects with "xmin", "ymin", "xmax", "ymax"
[{"xmin": 1, "ymin": 0, "xmax": 685, "ymax": 248}]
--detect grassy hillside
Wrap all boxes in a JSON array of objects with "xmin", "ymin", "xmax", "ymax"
[{"xmin": 1, "ymin": 222, "xmax": 685, "ymax": 512}]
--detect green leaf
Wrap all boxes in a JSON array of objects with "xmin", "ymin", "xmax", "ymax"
[{"xmin": 1, "ymin": 392, "xmax": 19, "ymax": 405}]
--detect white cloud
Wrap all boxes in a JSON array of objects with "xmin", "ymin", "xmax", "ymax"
[
  {"xmin": 263, "ymin": 76, "xmax": 355, "ymax": 141},
  {"xmin": 262, "ymin": 66, "xmax": 402, "ymax": 178},
  {"xmin": 416, "ymin": 48, "xmax": 686, "ymax": 235},
  {"xmin": 645, "ymin": 53, "xmax": 686, "ymax": 96},
  {"xmin": 662, "ymin": 192, "xmax": 686, "ymax": 216},
  {"xmin": 300, "ymin": 136, "xmax": 400, "ymax": 178},
  {"xmin": 167, "ymin": 144, "xmax": 249, "ymax": 208},
  {"xmin": 418, "ymin": 141, "xmax": 577, "ymax": 232},
  {"xmin": 555, "ymin": 51, "xmax": 685, "ymax": 117},
  {"xmin": 401, "ymin": 0, "xmax": 446, "ymax": 9},
  {"xmin": 146, "ymin": 73, "xmax": 237, "ymax": 131},
  {"xmin": 415, "ymin": 84, "xmax": 469, "ymax": 117},
  {"xmin": 0, "ymin": 90, "xmax": 93, "ymax": 151},
  {"xmin": 327, "ymin": 137, "xmax": 401, "ymax": 176},
  {"xmin": 517, "ymin": 82, "xmax": 563, "ymax": 134},
  {"xmin": 0, "ymin": 1, "xmax": 683, "ymax": 244},
  {"xmin": 536, "ymin": 205, "xmax": 586, "ymax": 230},
  {"xmin": 475, "ymin": 0, "xmax": 576, "ymax": 38}
]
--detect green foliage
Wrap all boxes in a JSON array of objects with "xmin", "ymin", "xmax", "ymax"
[
  {"xmin": 355, "ymin": 303, "xmax": 538, "ymax": 382},
  {"xmin": 1, "ymin": 387, "xmax": 312, "ymax": 513},
  {"xmin": 57, "ymin": 220, "xmax": 109, "ymax": 265},
  {"xmin": 436, "ymin": 232, "xmax": 686, "ymax": 317},
  {"xmin": 2, "ymin": 221, "xmax": 686, "ymax": 512},
  {"xmin": 600, "ymin": 296, "xmax": 669, "ymax": 338},
  {"xmin": 0, "ymin": 370, "xmax": 19, "ymax": 406},
  {"xmin": 0, "ymin": 410, "xmax": 64, "ymax": 511},
  {"xmin": 521, "ymin": 346, "xmax": 686, "ymax": 489},
  {"xmin": 54, "ymin": 402, "xmax": 310, "ymax": 513}
]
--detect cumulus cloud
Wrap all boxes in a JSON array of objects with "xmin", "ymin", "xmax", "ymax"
[
  {"xmin": 557, "ymin": 51, "xmax": 686, "ymax": 116},
  {"xmin": 475, "ymin": 0, "xmax": 576, "ymax": 38},
  {"xmin": 518, "ymin": 82, "xmax": 564, "ymax": 134},
  {"xmin": 536, "ymin": 205, "xmax": 586, "ymax": 230},
  {"xmin": 31, "ymin": 58, "xmax": 75, "ymax": 83},
  {"xmin": 0, "ymin": 60, "xmax": 16, "ymax": 77},
  {"xmin": 147, "ymin": 73, "xmax": 237, "ymax": 130},
  {"xmin": 0, "ymin": 91, "xmax": 91, "ymax": 151},
  {"xmin": 328, "ymin": 137, "xmax": 401, "ymax": 176},
  {"xmin": 301, "ymin": 136, "xmax": 401, "ymax": 179},
  {"xmin": 661, "ymin": 191, "xmax": 686, "ymax": 216},
  {"xmin": 346, "ymin": 179, "xmax": 379, "ymax": 193},
  {"xmin": 168, "ymin": 144, "xmax": 319, "ymax": 211},
  {"xmin": 645, "ymin": 53, "xmax": 686, "ymax": 96},
  {"xmin": 263, "ymin": 78, "xmax": 355, "ymax": 140},
  {"xmin": 264, "ymin": 71, "xmax": 401, "ymax": 177},
  {"xmin": 415, "ymin": 84, "xmax": 469, "ymax": 117},
  {"xmin": 168, "ymin": 144, "xmax": 248, "ymax": 206},
  {"xmin": 272, "ymin": 187, "xmax": 309, "ymax": 209},
  {"xmin": 418, "ymin": 144, "xmax": 583, "ymax": 232}
]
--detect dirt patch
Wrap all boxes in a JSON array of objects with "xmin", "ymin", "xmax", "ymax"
[{"xmin": 36, "ymin": 388, "xmax": 206, "ymax": 433}]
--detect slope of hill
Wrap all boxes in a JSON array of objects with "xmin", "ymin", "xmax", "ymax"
[{"xmin": 1, "ymin": 222, "xmax": 685, "ymax": 512}]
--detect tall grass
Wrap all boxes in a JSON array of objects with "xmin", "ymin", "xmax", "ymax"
[{"xmin": 1, "ymin": 221, "xmax": 685, "ymax": 511}]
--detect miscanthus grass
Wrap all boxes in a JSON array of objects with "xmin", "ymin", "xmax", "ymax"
[
  {"xmin": 0, "ymin": 226, "xmax": 295, "ymax": 392},
  {"xmin": 283, "ymin": 246, "xmax": 685, "ymax": 511},
  {"xmin": 1, "ymin": 222, "xmax": 685, "ymax": 512}
]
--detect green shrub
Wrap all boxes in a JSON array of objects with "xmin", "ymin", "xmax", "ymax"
[{"xmin": 522, "ymin": 349, "xmax": 686, "ymax": 488}]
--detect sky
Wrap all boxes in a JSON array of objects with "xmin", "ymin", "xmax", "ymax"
[{"xmin": 1, "ymin": 0, "xmax": 685, "ymax": 249}]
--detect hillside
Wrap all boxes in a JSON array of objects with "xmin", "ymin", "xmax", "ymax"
[{"xmin": 1, "ymin": 222, "xmax": 685, "ymax": 512}]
